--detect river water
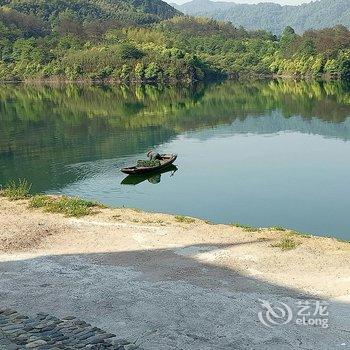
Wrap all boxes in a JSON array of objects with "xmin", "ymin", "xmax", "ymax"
[{"xmin": 1, "ymin": 80, "xmax": 349, "ymax": 239}]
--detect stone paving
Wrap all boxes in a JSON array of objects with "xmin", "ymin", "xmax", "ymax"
[{"xmin": 0, "ymin": 309, "xmax": 140, "ymax": 349}]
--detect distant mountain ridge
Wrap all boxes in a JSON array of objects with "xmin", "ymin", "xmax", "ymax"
[
  {"xmin": 172, "ymin": 0, "xmax": 350, "ymax": 34},
  {"xmin": 0, "ymin": 0, "xmax": 181, "ymax": 25}
]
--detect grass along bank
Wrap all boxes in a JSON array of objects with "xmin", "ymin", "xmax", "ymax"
[
  {"xmin": 1, "ymin": 179, "xmax": 349, "ymax": 249},
  {"xmin": 1, "ymin": 179, "xmax": 103, "ymax": 218},
  {"xmin": 29, "ymin": 195, "xmax": 105, "ymax": 218},
  {"xmin": 2, "ymin": 179, "xmax": 32, "ymax": 200}
]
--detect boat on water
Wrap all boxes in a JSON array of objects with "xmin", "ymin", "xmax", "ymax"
[{"xmin": 121, "ymin": 154, "xmax": 177, "ymax": 175}]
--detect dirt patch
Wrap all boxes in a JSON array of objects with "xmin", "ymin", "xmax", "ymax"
[{"xmin": 0, "ymin": 198, "xmax": 68, "ymax": 251}]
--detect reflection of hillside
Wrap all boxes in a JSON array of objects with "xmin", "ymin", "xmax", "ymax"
[
  {"xmin": 1, "ymin": 81, "xmax": 350, "ymax": 140},
  {"xmin": 0, "ymin": 80, "xmax": 350, "ymax": 191}
]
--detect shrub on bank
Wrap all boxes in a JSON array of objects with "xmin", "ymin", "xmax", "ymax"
[
  {"xmin": 30, "ymin": 195, "xmax": 103, "ymax": 217},
  {"xmin": 0, "ymin": 178, "xmax": 103, "ymax": 217},
  {"xmin": 1, "ymin": 179, "xmax": 31, "ymax": 200}
]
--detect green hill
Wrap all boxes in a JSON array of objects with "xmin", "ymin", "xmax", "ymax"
[
  {"xmin": 173, "ymin": 0, "xmax": 350, "ymax": 34},
  {"xmin": 0, "ymin": 0, "xmax": 180, "ymax": 25},
  {"xmin": 0, "ymin": 1, "xmax": 349, "ymax": 82}
]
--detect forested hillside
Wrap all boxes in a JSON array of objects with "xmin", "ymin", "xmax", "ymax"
[
  {"xmin": 0, "ymin": 0, "xmax": 180, "ymax": 25},
  {"xmin": 173, "ymin": 0, "xmax": 350, "ymax": 34},
  {"xmin": 0, "ymin": 0, "xmax": 350, "ymax": 82}
]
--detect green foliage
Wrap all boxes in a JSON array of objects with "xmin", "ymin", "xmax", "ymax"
[
  {"xmin": 29, "ymin": 194, "xmax": 52, "ymax": 208},
  {"xmin": 134, "ymin": 62, "xmax": 145, "ymax": 80},
  {"xmin": 118, "ymin": 43, "xmax": 143, "ymax": 59},
  {"xmin": 271, "ymin": 237, "xmax": 300, "ymax": 251},
  {"xmin": 144, "ymin": 62, "xmax": 160, "ymax": 80},
  {"xmin": 2, "ymin": 178, "xmax": 31, "ymax": 200},
  {"xmin": 269, "ymin": 226, "xmax": 287, "ymax": 232},
  {"xmin": 0, "ymin": 6, "xmax": 48, "ymax": 38},
  {"xmin": 231, "ymin": 223, "xmax": 260, "ymax": 232},
  {"xmin": 136, "ymin": 159, "xmax": 161, "ymax": 167},
  {"xmin": 338, "ymin": 54, "xmax": 350, "ymax": 79},
  {"xmin": 280, "ymin": 26, "xmax": 297, "ymax": 56},
  {"xmin": 269, "ymin": 26, "xmax": 350, "ymax": 78},
  {"xmin": 1, "ymin": 0, "xmax": 180, "ymax": 26},
  {"xmin": 29, "ymin": 195, "xmax": 101, "ymax": 217},
  {"xmin": 175, "ymin": 215, "xmax": 195, "ymax": 223},
  {"xmin": 289, "ymin": 231, "xmax": 312, "ymax": 239},
  {"xmin": 120, "ymin": 64, "xmax": 131, "ymax": 81},
  {"xmin": 0, "ymin": 1, "xmax": 349, "ymax": 82}
]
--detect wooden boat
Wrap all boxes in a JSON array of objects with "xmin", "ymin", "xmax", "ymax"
[
  {"xmin": 121, "ymin": 154, "xmax": 177, "ymax": 175},
  {"xmin": 121, "ymin": 165, "xmax": 178, "ymax": 185}
]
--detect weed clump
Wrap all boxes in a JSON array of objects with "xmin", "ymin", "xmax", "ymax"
[
  {"xmin": 30, "ymin": 195, "xmax": 102, "ymax": 217},
  {"xmin": 289, "ymin": 230, "xmax": 312, "ymax": 238},
  {"xmin": 2, "ymin": 179, "xmax": 31, "ymax": 200},
  {"xmin": 175, "ymin": 215, "xmax": 195, "ymax": 224},
  {"xmin": 271, "ymin": 237, "xmax": 300, "ymax": 251},
  {"xmin": 269, "ymin": 226, "xmax": 287, "ymax": 232},
  {"xmin": 231, "ymin": 222, "xmax": 260, "ymax": 232}
]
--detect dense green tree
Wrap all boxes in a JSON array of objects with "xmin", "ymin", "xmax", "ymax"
[
  {"xmin": 118, "ymin": 43, "xmax": 143, "ymax": 60},
  {"xmin": 0, "ymin": 1, "xmax": 349, "ymax": 82}
]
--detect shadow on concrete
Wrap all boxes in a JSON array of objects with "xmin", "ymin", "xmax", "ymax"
[{"xmin": 0, "ymin": 242, "xmax": 349, "ymax": 350}]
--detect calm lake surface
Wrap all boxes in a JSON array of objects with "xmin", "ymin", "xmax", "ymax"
[{"xmin": 1, "ymin": 80, "xmax": 350, "ymax": 239}]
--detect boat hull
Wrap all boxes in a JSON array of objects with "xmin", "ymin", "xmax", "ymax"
[{"xmin": 121, "ymin": 154, "xmax": 177, "ymax": 175}]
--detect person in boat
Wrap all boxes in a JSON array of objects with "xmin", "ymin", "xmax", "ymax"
[{"xmin": 147, "ymin": 150, "xmax": 162, "ymax": 160}]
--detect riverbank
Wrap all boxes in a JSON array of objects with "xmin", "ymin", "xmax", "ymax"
[
  {"xmin": 0, "ymin": 73, "xmax": 347, "ymax": 85},
  {"xmin": 0, "ymin": 196, "xmax": 349, "ymax": 349}
]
